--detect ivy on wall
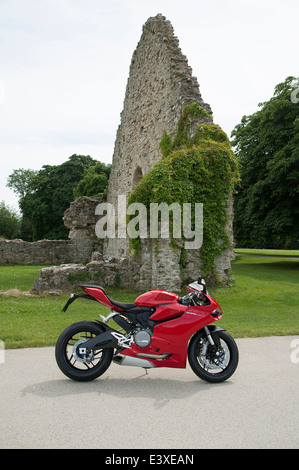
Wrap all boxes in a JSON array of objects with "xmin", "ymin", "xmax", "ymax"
[{"xmin": 128, "ymin": 103, "xmax": 239, "ymax": 280}]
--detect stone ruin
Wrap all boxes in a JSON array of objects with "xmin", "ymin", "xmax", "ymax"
[
  {"xmin": 105, "ymin": 13, "xmax": 212, "ymax": 259},
  {"xmin": 0, "ymin": 196, "xmax": 102, "ymax": 267},
  {"xmin": 32, "ymin": 14, "xmax": 235, "ymax": 294}
]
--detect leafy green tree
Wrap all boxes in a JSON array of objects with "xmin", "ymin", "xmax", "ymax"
[
  {"xmin": 231, "ymin": 76, "xmax": 299, "ymax": 248},
  {"xmin": 6, "ymin": 168, "xmax": 38, "ymax": 240},
  {"xmin": 7, "ymin": 168, "xmax": 38, "ymax": 199},
  {"xmin": 0, "ymin": 201, "xmax": 21, "ymax": 239},
  {"xmin": 19, "ymin": 155, "xmax": 97, "ymax": 240},
  {"xmin": 74, "ymin": 161, "xmax": 111, "ymax": 198}
]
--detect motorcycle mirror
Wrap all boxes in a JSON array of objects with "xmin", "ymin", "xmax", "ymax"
[{"xmin": 198, "ymin": 276, "xmax": 207, "ymax": 293}]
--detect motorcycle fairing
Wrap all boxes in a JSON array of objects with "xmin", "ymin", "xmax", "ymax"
[
  {"xmin": 135, "ymin": 289, "xmax": 179, "ymax": 306},
  {"xmin": 119, "ymin": 308, "xmax": 216, "ymax": 369}
]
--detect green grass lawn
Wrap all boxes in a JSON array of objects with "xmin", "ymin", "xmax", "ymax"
[
  {"xmin": 0, "ymin": 265, "xmax": 51, "ymax": 291},
  {"xmin": 211, "ymin": 256, "xmax": 299, "ymax": 337},
  {"xmin": 234, "ymin": 248, "xmax": 299, "ymax": 257},
  {"xmin": 0, "ymin": 253, "xmax": 298, "ymax": 348}
]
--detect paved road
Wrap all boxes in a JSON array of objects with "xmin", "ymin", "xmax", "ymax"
[{"xmin": 0, "ymin": 336, "xmax": 298, "ymax": 449}]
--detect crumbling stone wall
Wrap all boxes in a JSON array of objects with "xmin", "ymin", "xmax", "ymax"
[
  {"xmin": 0, "ymin": 196, "xmax": 102, "ymax": 266},
  {"xmin": 32, "ymin": 252, "xmax": 140, "ymax": 294},
  {"xmin": 0, "ymin": 239, "xmax": 87, "ymax": 265},
  {"xmin": 63, "ymin": 196, "xmax": 102, "ymax": 244},
  {"xmin": 105, "ymin": 13, "xmax": 212, "ymax": 258},
  {"xmin": 103, "ymin": 13, "xmax": 235, "ymax": 289}
]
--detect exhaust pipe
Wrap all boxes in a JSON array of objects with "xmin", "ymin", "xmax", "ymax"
[
  {"xmin": 136, "ymin": 352, "xmax": 171, "ymax": 360},
  {"xmin": 113, "ymin": 354, "xmax": 156, "ymax": 368}
]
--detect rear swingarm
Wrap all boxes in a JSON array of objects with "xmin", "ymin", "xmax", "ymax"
[{"xmin": 77, "ymin": 322, "xmax": 132, "ymax": 354}]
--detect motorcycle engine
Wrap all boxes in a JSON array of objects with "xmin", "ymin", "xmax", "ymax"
[{"xmin": 134, "ymin": 328, "xmax": 152, "ymax": 348}]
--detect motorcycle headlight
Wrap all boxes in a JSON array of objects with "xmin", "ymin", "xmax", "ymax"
[{"xmin": 211, "ymin": 307, "xmax": 223, "ymax": 317}]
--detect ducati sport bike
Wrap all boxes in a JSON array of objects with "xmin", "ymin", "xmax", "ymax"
[{"xmin": 55, "ymin": 277, "xmax": 239, "ymax": 383}]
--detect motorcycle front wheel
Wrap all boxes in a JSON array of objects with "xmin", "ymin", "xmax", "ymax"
[
  {"xmin": 55, "ymin": 321, "xmax": 113, "ymax": 381},
  {"xmin": 188, "ymin": 329, "xmax": 239, "ymax": 383}
]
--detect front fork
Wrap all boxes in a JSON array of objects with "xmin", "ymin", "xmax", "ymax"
[
  {"xmin": 203, "ymin": 325, "xmax": 225, "ymax": 349},
  {"xmin": 204, "ymin": 326, "xmax": 216, "ymax": 346}
]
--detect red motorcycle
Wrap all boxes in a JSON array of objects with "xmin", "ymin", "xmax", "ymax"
[{"xmin": 55, "ymin": 277, "xmax": 239, "ymax": 383}]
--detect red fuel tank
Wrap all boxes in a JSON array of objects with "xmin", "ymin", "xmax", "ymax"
[
  {"xmin": 150, "ymin": 303, "xmax": 185, "ymax": 321},
  {"xmin": 135, "ymin": 290, "xmax": 179, "ymax": 307}
]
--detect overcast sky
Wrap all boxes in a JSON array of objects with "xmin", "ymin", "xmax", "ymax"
[{"xmin": 0, "ymin": 0, "xmax": 298, "ymax": 211}]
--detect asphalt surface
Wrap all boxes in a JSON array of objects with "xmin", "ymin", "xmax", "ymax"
[{"xmin": 0, "ymin": 336, "xmax": 298, "ymax": 449}]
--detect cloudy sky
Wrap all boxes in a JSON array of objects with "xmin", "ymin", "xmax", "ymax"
[{"xmin": 0, "ymin": 0, "xmax": 297, "ymax": 211}]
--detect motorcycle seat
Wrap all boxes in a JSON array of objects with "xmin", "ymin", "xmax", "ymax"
[
  {"xmin": 109, "ymin": 299, "xmax": 137, "ymax": 311},
  {"xmin": 79, "ymin": 284, "xmax": 138, "ymax": 311}
]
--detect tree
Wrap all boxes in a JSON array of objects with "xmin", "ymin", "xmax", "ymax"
[
  {"xmin": 7, "ymin": 168, "xmax": 38, "ymax": 200},
  {"xmin": 6, "ymin": 168, "xmax": 38, "ymax": 240},
  {"xmin": 0, "ymin": 201, "xmax": 21, "ymax": 239},
  {"xmin": 74, "ymin": 161, "xmax": 111, "ymax": 198},
  {"xmin": 19, "ymin": 155, "xmax": 97, "ymax": 240},
  {"xmin": 231, "ymin": 76, "xmax": 299, "ymax": 248}
]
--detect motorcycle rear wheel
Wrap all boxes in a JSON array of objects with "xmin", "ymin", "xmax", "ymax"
[
  {"xmin": 55, "ymin": 321, "xmax": 113, "ymax": 381},
  {"xmin": 188, "ymin": 329, "xmax": 239, "ymax": 383}
]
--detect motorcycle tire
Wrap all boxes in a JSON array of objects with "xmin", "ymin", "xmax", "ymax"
[
  {"xmin": 55, "ymin": 321, "xmax": 113, "ymax": 381},
  {"xmin": 188, "ymin": 329, "xmax": 239, "ymax": 383}
]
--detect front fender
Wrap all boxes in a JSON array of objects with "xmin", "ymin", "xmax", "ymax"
[
  {"xmin": 206, "ymin": 325, "xmax": 226, "ymax": 347},
  {"xmin": 189, "ymin": 325, "xmax": 226, "ymax": 349}
]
